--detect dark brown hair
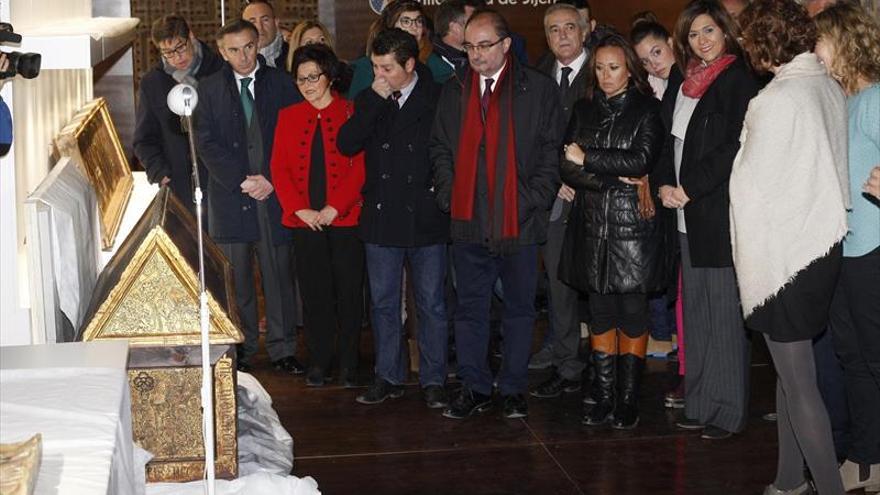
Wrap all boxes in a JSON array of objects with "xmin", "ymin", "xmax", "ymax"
[
  {"xmin": 673, "ymin": 0, "xmax": 744, "ymax": 70},
  {"xmin": 291, "ymin": 43, "xmax": 352, "ymax": 93},
  {"xmin": 738, "ymin": 0, "xmax": 815, "ymax": 73},
  {"xmin": 381, "ymin": 0, "xmax": 434, "ymax": 62},
  {"xmin": 381, "ymin": 0, "xmax": 426, "ymax": 31},
  {"xmin": 151, "ymin": 14, "xmax": 191, "ymax": 46},
  {"xmin": 585, "ymin": 33, "xmax": 653, "ymax": 101}
]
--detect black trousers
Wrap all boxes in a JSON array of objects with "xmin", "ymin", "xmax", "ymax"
[
  {"xmin": 829, "ymin": 247, "xmax": 880, "ymax": 464},
  {"xmin": 218, "ymin": 230, "xmax": 297, "ymax": 364},
  {"xmin": 293, "ymin": 227, "xmax": 364, "ymax": 373},
  {"xmin": 588, "ymin": 293, "xmax": 649, "ymax": 338}
]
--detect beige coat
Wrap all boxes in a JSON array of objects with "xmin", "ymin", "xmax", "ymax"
[{"xmin": 729, "ymin": 52, "xmax": 849, "ymax": 318}]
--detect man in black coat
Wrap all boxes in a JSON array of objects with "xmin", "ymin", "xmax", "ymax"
[
  {"xmin": 195, "ymin": 19, "xmax": 303, "ymax": 374},
  {"xmin": 338, "ymin": 29, "xmax": 450, "ymax": 409},
  {"xmin": 242, "ymin": 0, "xmax": 288, "ymax": 70},
  {"xmin": 133, "ymin": 14, "xmax": 225, "ymax": 208},
  {"xmin": 528, "ymin": 2, "xmax": 590, "ymax": 398},
  {"xmin": 431, "ymin": 0, "xmax": 469, "ymax": 73},
  {"xmin": 429, "ymin": 10, "xmax": 562, "ymax": 420}
]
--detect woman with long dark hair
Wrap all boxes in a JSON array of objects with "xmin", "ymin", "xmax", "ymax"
[
  {"xmin": 654, "ymin": 0, "xmax": 759, "ymax": 440},
  {"xmin": 560, "ymin": 34, "xmax": 665, "ymax": 430},
  {"xmin": 271, "ymin": 44, "xmax": 366, "ymax": 387},
  {"xmin": 631, "ymin": 17, "xmax": 688, "ymax": 411}
]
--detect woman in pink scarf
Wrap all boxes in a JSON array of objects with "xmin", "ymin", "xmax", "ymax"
[{"xmin": 653, "ymin": 0, "xmax": 759, "ymax": 441}]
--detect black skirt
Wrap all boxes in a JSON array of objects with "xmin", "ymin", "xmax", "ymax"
[{"xmin": 746, "ymin": 243, "xmax": 842, "ymax": 342}]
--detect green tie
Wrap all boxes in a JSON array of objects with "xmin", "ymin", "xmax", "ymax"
[{"xmin": 240, "ymin": 77, "xmax": 254, "ymax": 125}]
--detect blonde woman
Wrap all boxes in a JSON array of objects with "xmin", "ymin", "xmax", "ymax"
[
  {"xmin": 285, "ymin": 20, "xmax": 334, "ymax": 72},
  {"xmin": 815, "ymin": 3, "xmax": 880, "ymax": 492}
]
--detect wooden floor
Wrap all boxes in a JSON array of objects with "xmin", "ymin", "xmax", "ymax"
[{"xmin": 247, "ymin": 326, "xmax": 832, "ymax": 495}]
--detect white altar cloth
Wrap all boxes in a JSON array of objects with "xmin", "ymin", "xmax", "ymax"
[{"xmin": 0, "ymin": 341, "xmax": 144, "ymax": 495}]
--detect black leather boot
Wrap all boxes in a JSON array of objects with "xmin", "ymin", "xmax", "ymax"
[
  {"xmin": 582, "ymin": 350, "xmax": 616, "ymax": 426},
  {"xmin": 612, "ymin": 353, "xmax": 645, "ymax": 430}
]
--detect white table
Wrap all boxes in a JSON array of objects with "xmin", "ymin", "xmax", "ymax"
[{"xmin": 0, "ymin": 341, "xmax": 142, "ymax": 495}]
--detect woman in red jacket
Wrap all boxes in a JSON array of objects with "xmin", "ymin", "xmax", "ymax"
[{"xmin": 271, "ymin": 44, "xmax": 365, "ymax": 387}]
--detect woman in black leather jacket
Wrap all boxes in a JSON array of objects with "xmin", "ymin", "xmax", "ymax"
[{"xmin": 559, "ymin": 34, "xmax": 665, "ymax": 430}]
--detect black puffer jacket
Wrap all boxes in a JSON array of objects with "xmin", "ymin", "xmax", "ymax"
[{"xmin": 559, "ymin": 86, "xmax": 665, "ymax": 294}]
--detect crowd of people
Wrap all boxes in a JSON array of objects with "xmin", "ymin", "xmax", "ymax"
[{"xmin": 132, "ymin": 0, "xmax": 880, "ymax": 492}]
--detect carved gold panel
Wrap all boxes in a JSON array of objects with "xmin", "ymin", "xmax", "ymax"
[
  {"xmin": 79, "ymin": 189, "xmax": 242, "ymax": 347},
  {"xmin": 129, "ymin": 351, "xmax": 237, "ymax": 482},
  {"xmin": 80, "ymin": 228, "xmax": 243, "ymax": 346},
  {"xmin": 56, "ymin": 98, "xmax": 133, "ymax": 251}
]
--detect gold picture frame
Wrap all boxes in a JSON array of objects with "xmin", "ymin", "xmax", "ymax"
[{"xmin": 56, "ymin": 98, "xmax": 133, "ymax": 251}]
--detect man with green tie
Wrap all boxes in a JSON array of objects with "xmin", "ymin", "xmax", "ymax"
[{"xmin": 195, "ymin": 19, "xmax": 304, "ymax": 375}]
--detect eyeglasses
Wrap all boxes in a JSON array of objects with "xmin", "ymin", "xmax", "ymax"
[
  {"xmin": 461, "ymin": 37, "xmax": 507, "ymax": 55},
  {"xmin": 295, "ymin": 72, "xmax": 325, "ymax": 85},
  {"xmin": 160, "ymin": 39, "xmax": 189, "ymax": 60},
  {"xmin": 397, "ymin": 15, "xmax": 424, "ymax": 28}
]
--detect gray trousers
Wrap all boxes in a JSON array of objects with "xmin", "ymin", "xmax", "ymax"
[
  {"xmin": 542, "ymin": 213, "xmax": 584, "ymax": 381},
  {"xmin": 679, "ymin": 233, "xmax": 750, "ymax": 432},
  {"xmin": 219, "ymin": 211, "xmax": 297, "ymax": 365}
]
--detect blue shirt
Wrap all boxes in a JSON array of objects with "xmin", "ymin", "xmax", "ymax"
[{"xmin": 844, "ymin": 83, "xmax": 880, "ymax": 257}]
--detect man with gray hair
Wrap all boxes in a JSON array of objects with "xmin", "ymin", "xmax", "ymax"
[
  {"xmin": 528, "ymin": 2, "xmax": 590, "ymax": 400},
  {"xmin": 432, "ymin": 0, "xmax": 470, "ymax": 72}
]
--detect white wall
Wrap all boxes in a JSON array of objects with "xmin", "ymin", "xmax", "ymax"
[{"xmin": 0, "ymin": 0, "xmax": 134, "ymax": 345}]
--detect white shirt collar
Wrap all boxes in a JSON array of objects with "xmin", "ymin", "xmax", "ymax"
[
  {"xmin": 396, "ymin": 71, "xmax": 419, "ymax": 108},
  {"xmin": 479, "ymin": 61, "xmax": 507, "ymax": 92},
  {"xmin": 554, "ymin": 48, "xmax": 587, "ymax": 85},
  {"xmin": 233, "ymin": 62, "xmax": 260, "ymax": 96}
]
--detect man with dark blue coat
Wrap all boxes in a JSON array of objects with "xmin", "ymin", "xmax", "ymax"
[
  {"xmin": 338, "ymin": 28, "xmax": 450, "ymax": 409},
  {"xmin": 134, "ymin": 14, "xmax": 224, "ymax": 208},
  {"xmin": 195, "ymin": 19, "xmax": 304, "ymax": 375}
]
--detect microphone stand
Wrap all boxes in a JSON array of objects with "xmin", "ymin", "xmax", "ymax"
[{"xmin": 182, "ymin": 96, "xmax": 216, "ymax": 495}]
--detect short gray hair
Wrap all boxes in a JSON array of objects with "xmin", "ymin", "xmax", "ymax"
[{"xmin": 543, "ymin": 3, "xmax": 588, "ymax": 34}]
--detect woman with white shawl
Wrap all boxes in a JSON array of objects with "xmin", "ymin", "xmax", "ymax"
[{"xmin": 734, "ymin": 1, "xmax": 848, "ymax": 494}]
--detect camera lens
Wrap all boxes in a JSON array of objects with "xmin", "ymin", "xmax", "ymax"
[{"xmin": 2, "ymin": 51, "xmax": 41, "ymax": 79}]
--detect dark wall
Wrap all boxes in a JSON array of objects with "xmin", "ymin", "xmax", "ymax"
[
  {"xmin": 130, "ymin": 0, "xmax": 318, "ymax": 88},
  {"xmin": 328, "ymin": 0, "xmax": 689, "ymax": 63},
  {"xmin": 129, "ymin": 0, "xmax": 690, "ymax": 80}
]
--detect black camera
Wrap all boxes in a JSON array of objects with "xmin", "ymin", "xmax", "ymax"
[{"xmin": 0, "ymin": 22, "xmax": 41, "ymax": 79}]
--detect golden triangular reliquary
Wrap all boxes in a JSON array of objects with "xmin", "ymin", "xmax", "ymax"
[
  {"xmin": 79, "ymin": 187, "xmax": 244, "ymax": 346},
  {"xmin": 79, "ymin": 188, "xmax": 243, "ymax": 482}
]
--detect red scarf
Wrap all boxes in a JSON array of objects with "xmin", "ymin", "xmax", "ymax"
[
  {"xmin": 682, "ymin": 54, "xmax": 737, "ymax": 98},
  {"xmin": 452, "ymin": 58, "xmax": 519, "ymax": 246}
]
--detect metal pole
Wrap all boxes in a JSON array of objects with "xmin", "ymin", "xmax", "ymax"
[{"xmin": 184, "ymin": 107, "xmax": 216, "ymax": 495}]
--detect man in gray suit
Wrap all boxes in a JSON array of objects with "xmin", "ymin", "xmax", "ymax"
[{"xmin": 529, "ymin": 2, "xmax": 591, "ymax": 398}]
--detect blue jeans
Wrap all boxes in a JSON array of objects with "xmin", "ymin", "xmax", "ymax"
[
  {"xmin": 453, "ymin": 242, "xmax": 538, "ymax": 396},
  {"xmin": 365, "ymin": 243, "xmax": 448, "ymax": 387}
]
